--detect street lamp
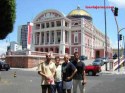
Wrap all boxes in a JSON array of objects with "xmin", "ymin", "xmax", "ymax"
[{"xmin": 119, "ymin": 28, "xmax": 125, "ymax": 33}]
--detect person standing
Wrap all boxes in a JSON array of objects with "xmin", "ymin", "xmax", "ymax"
[
  {"xmin": 72, "ymin": 52, "xmax": 87, "ymax": 93},
  {"xmin": 54, "ymin": 56, "xmax": 63, "ymax": 93},
  {"xmin": 38, "ymin": 53, "xmax": 56, "ymax": 93},
  {"xmin": 62, "ymin": 54, "xmax": 77, "ymax": 93}
]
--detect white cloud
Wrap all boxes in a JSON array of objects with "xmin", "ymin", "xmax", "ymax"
[
  {"xmin": 0, "ymin": 41, "xmax": 9, "ymax": 55},
  {"xmin": 108, "ymin": 0, "xmax": 125, "ymax": 8}
]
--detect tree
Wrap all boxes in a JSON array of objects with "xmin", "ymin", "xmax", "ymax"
[{"xmin": 0, "ymin": 0, "xmax": 16, "ymax": 40}]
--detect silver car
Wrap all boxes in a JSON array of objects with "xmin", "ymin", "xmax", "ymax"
[
  {"xmin": 101, "ymin": 57, "xmax": 109, "ymax": 64},
  {"xmin": 92, "ymin": 58, "xmax": 104, "ymax": 66}
]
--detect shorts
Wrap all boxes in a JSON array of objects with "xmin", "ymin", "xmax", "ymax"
[{"xmin": 63, "ymin": 81, "xmax": 72, "ymax": 89}]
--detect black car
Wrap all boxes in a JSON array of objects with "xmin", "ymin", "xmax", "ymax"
[{"xmin": 0, "ymin": 61, "xmax": 10, "ymax": 71}]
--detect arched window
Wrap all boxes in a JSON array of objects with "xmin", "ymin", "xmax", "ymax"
[{"xmin": 74, "ymin": 32, "xmax": 78, "ymax": 43}]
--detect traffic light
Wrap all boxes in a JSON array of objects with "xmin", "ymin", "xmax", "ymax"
[
  {"xmin": 114, "ymin": 7, "xmax": 118, "ymax": 16},
  {"xmin": 119, "ymin": 34, "xmax": 122, "ymax": 40}
]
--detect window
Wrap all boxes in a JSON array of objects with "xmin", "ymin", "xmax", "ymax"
[
  {"xmin": 65, "ymin": 22, "xmax": 68, "ymax": 27},
  {"xmin": 74, "ymin": 32, "xmax": 78, "ymax": 43},
  {"xmin": 51, "ymin": 22, "xmax": 54, "ymax": 27},
  {"xmin": 36, "ymin": 24, "xmax": 40, "ymax": 29},
  {"xmin": 46, "ymin": 23, "xmax": 49, "ymax": 28},
  {"xmin": 41, "ymin": 23, "xmax": 45, "ymax": 28},
  {"xmin": 35, "ymin": 32, "xmax": 39, "ymax": 45},
  {"xmin": 56, "ymin": 21, "xmax": 61, "ymax": 26},
  {"xmin": 41, "ymin": 33, "xmax": 44, "ymax": 44},
  {"xmin": 74, "ymin": 23, "xmax": 78, "ymax": 25},
  {"xmin": 47, "ymin": 32, "xmax": 49, "ymax": 43},
  {"xmin": 57, "ymin": 31, "xmax": 61, "ymax": 43},
  {"xmin": 51, "ymin": 31, "xmax": 54, "ymax": 43}
]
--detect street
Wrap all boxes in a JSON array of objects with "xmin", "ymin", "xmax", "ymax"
[{"xmin": 0, "ymin": 69, "xmax": 125, "ymax": 93}]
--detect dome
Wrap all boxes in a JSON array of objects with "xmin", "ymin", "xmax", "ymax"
[{"xmin": 67, "ymin": 7, "xmax": 92, "ymax": 20}]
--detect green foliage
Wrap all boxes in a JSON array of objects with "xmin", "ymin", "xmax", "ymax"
[{"xmin": 0, "ymin": 0, "xmax": 16, "ymax": 40}]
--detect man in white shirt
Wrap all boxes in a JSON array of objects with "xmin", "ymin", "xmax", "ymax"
[{"xmin": 54, "ymin": 56, "xmax": 63, "ymax": 93}]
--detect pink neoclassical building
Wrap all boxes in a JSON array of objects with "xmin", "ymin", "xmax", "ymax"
[{"xmin": 31, "ymin": 7, "xmax": 112, "ymax": 59}]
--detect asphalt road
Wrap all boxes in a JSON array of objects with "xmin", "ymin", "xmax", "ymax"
[{"xmin": 0, "ymin": 69, "xmax": 125, "ymax": 93}]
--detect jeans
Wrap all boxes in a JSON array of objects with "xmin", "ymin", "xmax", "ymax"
[
  {"xmin": 42, "ymin": 85, "xmax": 55, "ymax": 93},
  {"xmin": 73, "ymin": 79, "xmax": 85, "ymax": 93},
  {"xmin": 55, "ymin": 81, "xmax": 63, "ymax": 93}
]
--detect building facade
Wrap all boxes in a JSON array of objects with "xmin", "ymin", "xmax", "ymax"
[
  {"xmin": 32, "ymin": 7, "xmax": 112, "ymax": 59},
  {"xmin": 18, "ymin": 22, "xmax": 33, "ymax": 50},
  {"xmin": 7, "ymin": 41, "xmax": 22, "ymax": 52}
]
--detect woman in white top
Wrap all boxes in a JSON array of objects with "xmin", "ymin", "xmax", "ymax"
[{"xmin": 54, "ymin": 56, "xmax": 63, "ymax": 93}]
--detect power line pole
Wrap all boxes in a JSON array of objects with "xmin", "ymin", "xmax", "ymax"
[{"xmin": 104, "ymin": 0, "xmax": 108, "ymax": 71}]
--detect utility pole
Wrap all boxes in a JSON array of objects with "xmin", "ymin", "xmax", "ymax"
[{"xmin": 104, "ymin": 0, "xmax": 108, "ymax": 71}]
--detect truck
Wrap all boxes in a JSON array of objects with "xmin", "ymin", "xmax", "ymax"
[{"xmin": 85, "ymin": 65, "xmax": 101, "ymax": 76}]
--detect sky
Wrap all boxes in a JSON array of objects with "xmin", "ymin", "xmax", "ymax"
[{"xmin": 0, "ymin": 0, "xmax": 125, "ymax": 55}]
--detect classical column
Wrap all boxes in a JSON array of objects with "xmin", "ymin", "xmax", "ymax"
[
  {"xmin": 54, "ymin": 21, "xmax": 57, "ymax": 27},
  {"xmin": 40, "ymin": 23, "xmax": 41, "ymax": 29},
  {"xmin": 69, "ymin": 22, "xmax": 71, "ymax": 55},
  {"xmin": 39, "ymin": 32, "xmax": 41, "ymax": 45},
  {"xmin": 59, "ymin": 19, "xmax": 65, "ymax": 55},
  {"xmin": 49, "ymin": 31, "xmax": 51, "ymax": 44},
  {"xmin": 45, "ymin": 22, "xmax": 46, "ymax": 28},
  {"xmin": 54, "ymin": 31, "xmax": 57, "ymax": 44},
  {"xmin": 31, "ymin": 32, "xmax": 35, "ymax": 50},
  {"xmin": 44, "ymin": 31, "xmax": 46, "ymax": 45},
  {"xmin": 69, "ymin": 31, "xmax": 71, "ymax": 44},
  {"xmin": 81, "ymin": 19, "xmax": 85, "ymax": 55},
  {"xmin": 61, "ymin": 19, "xmax": 65, "ymax": 42}
]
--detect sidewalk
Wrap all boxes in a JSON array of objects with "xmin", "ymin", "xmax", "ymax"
[
  {"xmin": 101, "ymin": 67, "xmax": 125, "ymax": 75},
  {"xmin": 10, "ymin": 67, "xmax": 38, "ymax": 71}
]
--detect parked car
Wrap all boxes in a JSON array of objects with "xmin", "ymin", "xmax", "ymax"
[
  {"xmin": 80, "ymin": 55, "xmax": 88, "ymax": 61},
  {"xmin": 101, "ymin": 57, "xmax": 109, "ymax": 64},
  {"xmin": 85, "ymin": 65, "xmax": 101, "ymax": 76},
  {"xmin": 92, "ymin": 58, "xmax": 104, "ymax": 66},
  {"xmin": 0, "ymin": 61, "xmax": 10, "ymax": 71}
]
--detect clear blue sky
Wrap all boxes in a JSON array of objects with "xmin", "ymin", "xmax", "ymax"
[{"xmin": 0, "ymin": 0, "xmax": 125, "ymax": 54}]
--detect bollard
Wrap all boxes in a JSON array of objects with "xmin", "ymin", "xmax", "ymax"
[{"xmin": 14, "ymin": 71, "xmax": 16, "ymax": 78}]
